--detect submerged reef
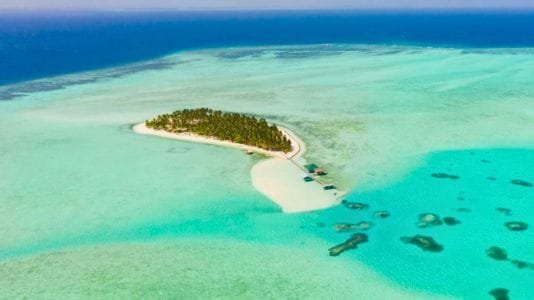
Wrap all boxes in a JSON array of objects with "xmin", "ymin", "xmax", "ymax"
[
  {"xmin": 328, "ymin": 233, "xmax": 368, "ymax": 257},
  {"xmin": 356, "ymin": 221, "xmax": 373, "ymax": 230},
  {"xmin": 417, "ymin": 213, "xmax": 443, "ymax": 228},
  {"xmin": 510, "ymin": 259, "xmax": 534, "ymax": 270},
  {"xmin": 332, "ymin": 222, "xmax": 372, "ymax": 232},
  {"xmin": 496, "ymin": 208, "xmax": 512, "ymax": 216},
  {"xmin": 401, "ymin": 235, "xmax": 443, "ymax": 252},
  {"xmin": 342, "ymin": 200, "xmax": 369, "ymax": 210},
  {"xmin": 485, "ymin": 246, "xmax": 534, "ymax": 270},
  {"xmin": 456, "ymin": 208, "xmax": 472, "ymax": 213},
  {"xmin": 332, "ymin": 223, "xmax": 357, "ymax": 232},
  {"xmin": 486, "ymin": 246, "xmax": 508, "ymax": 261},
  {"xmin": 505, "ymin": 221, "xmax": 528, "ymax": 231},
  {"xmin": 373, "ymin": 210, "xmax": 390, "ymax": 218},
  {"xmin": 510, "ymin": 179, "xmax": 533, "ymax": 187},
  {"xmin": 489, "ymin": 288, "xmax": 509, "ymax": 300},
  {"xmin": 443, "ymin": 217, "xmax": 461, "ymax": 226},
  {"xmin": 431, "ymin": 173, "xmax": 460, "ymax": 180}
]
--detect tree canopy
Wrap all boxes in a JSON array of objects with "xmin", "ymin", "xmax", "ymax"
[{"xmin": 145, "ymin": 108, "xmax": 292, "ymax": 152}]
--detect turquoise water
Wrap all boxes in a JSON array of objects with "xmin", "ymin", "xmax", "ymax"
[
  {"xmin": 314, "ymin": 148, "xmax": 534, "ymax": 299},
  {"xmin": 0, "ymin": 45, "xmax": 533, "ymax": 298}
]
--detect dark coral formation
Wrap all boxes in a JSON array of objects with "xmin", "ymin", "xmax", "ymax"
[
  {"xmin": 489, "ymin": 288, "xmax": 509, "ymax": 300},
  {"xmin": 417, "ymin": 213, "xmax": 443, "ymax": 228},
  {"xmin": 486, "ymin": 245, "xmax": 534, "ymax": 271},
  {"xmin": 487, "ymin": 176, "xmax": 497, "ymax": 181},
  {"xmin": 431, "ymin": 173, "xmax": 460, "ymax": 180},
  {"xmin": 356, "ymin": 221, "xmax": 373, "ymax": 230},
  {"xmin": 510, "ymin": 179, "xmax": 533, "ymax": 187},
  {"xmin": 332, "ymin": 223, "xmax": 356, "ymax": 232},
  {"xmin": 505, "ymin": 221, "xmax": 528, "ymax": 231},
  {"xmin": 496, "ymin": 208, "xmax": 512, "ymax": 216},
  {"xmin": 328, "ymin": 233, "xmax": 368, "ymax": 256},
  {"xmin": 342, "ymin": 200, "xmax": 369, "ymax": 210},
  {"xmin": 510, "ymin": 259, "xmax": 534, "ymax": 270},
  {"xmin": 443, "ymin": 217, "xmax": 461, "ymax": 226},
  {"xmin": 486, "ymin": 246, "xmax": 508, "ymax": 261},
  {"xmin": 373, "ymin": 210, "xmax": 390, "ymax": 218},
  {"xmin": 401, "ymin": 235, "xmax": 443, "ymax": 252},
  {"xmin": 456, "ymin": 208, "xmax": 472, "ymax": 213},
  {"xmin": 332, "ymin": 222, "xmax": 373, "ymax": 232}
]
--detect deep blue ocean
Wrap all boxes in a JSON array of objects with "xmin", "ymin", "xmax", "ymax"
[{"xmin": 2, "ymin": 10, "xmax": 534, "ymax": 85}]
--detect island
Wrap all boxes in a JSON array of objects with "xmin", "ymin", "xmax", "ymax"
[
  {"xmin": 145, "ymin": 108, "xmax": 292, "ymax": 153},
  {"xmin": 134, "ymin": 108, "xmax": 342, "ymax": 213}
]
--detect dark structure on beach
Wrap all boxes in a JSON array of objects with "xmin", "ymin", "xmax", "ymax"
[{"xmin": 304, "ymin": 163, "xmax": 327, "ymax": 175}]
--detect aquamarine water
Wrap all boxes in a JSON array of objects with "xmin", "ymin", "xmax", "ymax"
[
  {"xmin": 0, "ymin": 45, "xmax": 533, "ymax": 298},
  {"xmin": 313, "ymin": 148, "xmax": 534, "ymax": 299}
]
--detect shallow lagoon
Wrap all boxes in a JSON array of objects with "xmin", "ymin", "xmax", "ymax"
[
  {"xmin": 1, "ymin": 45, "xmax": 533, "ymax": 298},
  {"xmin": 315, "ymin": 148, "xmax": 534, "ymax": 299}
]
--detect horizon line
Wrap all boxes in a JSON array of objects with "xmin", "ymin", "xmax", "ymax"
[{"xmin": 2, "ymin": 7, "xmax": 534, "ymax": 13}]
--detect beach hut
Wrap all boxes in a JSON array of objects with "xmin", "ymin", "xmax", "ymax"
[
  {"xmin": 304, "ymin": 164, "xmax": 319, "ymax": 173},
  {"xmin": 315, "ymin": 168, "xmax": 327, "ymax": 176},
  {"xmin": 304, "ymin": 163, "xmax": 327, "ymax": 176}
]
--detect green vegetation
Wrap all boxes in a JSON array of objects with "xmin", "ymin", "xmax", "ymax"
[{"xmin": 145, "ymin": 108, "xmax": 292, "ymax": 152}]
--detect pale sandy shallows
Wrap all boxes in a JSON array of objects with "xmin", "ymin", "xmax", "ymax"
[
  {"xmin": 0, "ymin": 239, "xmax": 450, "ymax": 300},
  {"xmin": 133, "ymin": 123, "xmax": 341, "ymax": 213}
]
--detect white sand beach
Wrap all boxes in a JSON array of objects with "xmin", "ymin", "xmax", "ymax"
[
  {"xmin": 250, "ymin": 158, "xmax": 342, "ymax": 213},
  {"xmin": 133, "ymin": 123, "xmax": 287, "ymax": 158},
  {"xmin": 133, "ymin": 122, "xmax": 342, "ymax": 213}
]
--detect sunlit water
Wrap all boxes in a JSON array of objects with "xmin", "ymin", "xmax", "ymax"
[
  {"xmin": 314, "ymin": 148, "xmax": 534, "ymax": 299},
  {"xmin": 1, "ymin": 45, "xmax": 533, "ymax": 298}
]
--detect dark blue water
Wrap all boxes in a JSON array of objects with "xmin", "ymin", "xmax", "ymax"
[{"xmin": 2, "ymin": 10, "xmax": 534, "ymax": 85}]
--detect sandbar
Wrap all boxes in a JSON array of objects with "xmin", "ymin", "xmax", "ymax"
[{"xmin": 133, "ymin": 122, "xmax": 341, "ymax": 213}]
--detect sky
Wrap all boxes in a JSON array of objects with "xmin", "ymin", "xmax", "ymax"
[{"xmin": 2, "ymin": 0, "xmax": 534, "ymax": 10}]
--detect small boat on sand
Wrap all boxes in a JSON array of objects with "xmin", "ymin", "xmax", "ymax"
[
  {"xmin": 323, "ymin": 184, "xmax": 336, "ymax": 190},
  {"xmin": 302, "ymin": 175, "xmax": 314, "ymax": 182},
  {"xmin": 304, "ymin": 163, "xmax": 327, "ymax": 175}
]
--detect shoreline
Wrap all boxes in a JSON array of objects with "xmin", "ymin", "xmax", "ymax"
[
  {"xmin": 133, "ymin": 123, "xmax": 300, "ymax": 159},
  {"xmin": 133, "ymin": 122, "xmax": 341, "ymax": 213}
]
